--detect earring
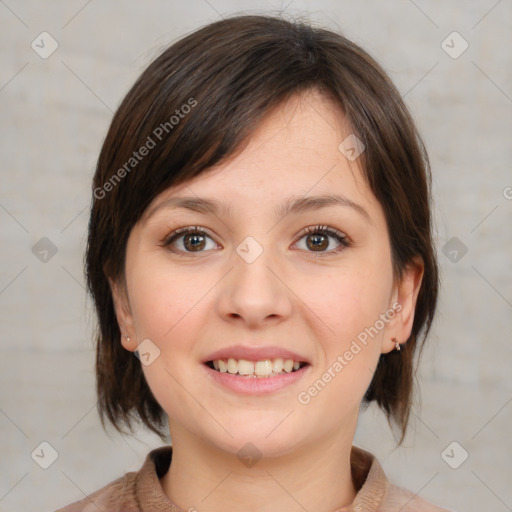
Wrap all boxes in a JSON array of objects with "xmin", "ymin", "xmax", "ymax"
[
  {"xmin": 391, "ymin": 337, "xmax": 400, "ymax": 351},
  {"xmin": 124, "ymin": 334, "xmax": 131, "ymax": 342}
]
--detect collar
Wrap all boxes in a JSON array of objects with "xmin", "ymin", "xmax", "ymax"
[{"xmin": 135, "ymin": 445, "xmax": 388, "ymax": 512}]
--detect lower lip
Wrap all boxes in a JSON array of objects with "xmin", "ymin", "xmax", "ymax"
[{"xmin": 202, "ymin": 363, "xmax": 310, "ymax": 395}]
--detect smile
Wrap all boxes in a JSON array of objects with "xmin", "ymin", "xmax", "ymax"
[
  {"xmin": 203, "ymin": 359, "xmax": 310, "ymax": 395},
  {"xmin": 206, "ymin": 358, "xmax": 308, "ymax": 378}
]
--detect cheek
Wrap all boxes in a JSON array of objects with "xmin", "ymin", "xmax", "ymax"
[
  {"xmin": 301, "ymin": 262, "xmax": 393, "ymax": 344},
  {"xmin": 296, "ymin": 280, "xmax": 387, "ymax": 418},
  {"xmin": 294, "ymin": 262, "xmax": 392, "ymax": 405},
  {"xmin": 127, "ymin": 257, "xmax": 203, "ymax": 341},
  {"xmin": 127, "ymin": 264, "xmax": 211, "ymax": 425}
]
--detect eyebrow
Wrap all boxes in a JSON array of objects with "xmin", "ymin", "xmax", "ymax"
[{"xmin": 144, "ymin": 194, "xmax": 371, "ymax": 223}]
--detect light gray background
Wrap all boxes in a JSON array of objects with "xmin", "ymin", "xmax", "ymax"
[{"xmin": 1, "ymin": 1, "xmax": 511, "ymax": 511}]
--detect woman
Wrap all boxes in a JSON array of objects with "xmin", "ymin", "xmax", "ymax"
[{"xmin": 57, "ymin": 14, "xmax": 449, "ymax": 512}]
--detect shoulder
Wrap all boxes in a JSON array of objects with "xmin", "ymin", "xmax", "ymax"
[
  {"xmin": 55, "ymin": 471, "xmax": 139, "ymax": 512},
  {"xmin": 382, "ymin": 482, "xmax": 453, "ymax": 511},
  {"xmin": 349, "ymin": 446, "xmax": 452, "ymax": 512},
  {"xmin": 54, "ymin": 445, "xmax": 174, "ymax": 512}
]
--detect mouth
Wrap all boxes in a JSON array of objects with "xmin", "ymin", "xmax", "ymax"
[{"xmin": 204, "ymin": 358, "xmax": 309, "ymax": 379}]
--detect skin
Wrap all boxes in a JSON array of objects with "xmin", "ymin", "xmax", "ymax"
[{"xmin": 111, "ymin": 89, "xmax": 424, "ymax": 512}]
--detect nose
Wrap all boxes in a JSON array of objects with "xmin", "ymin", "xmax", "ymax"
[{"xmin": 216, "ymin": 246, "xmax": 293, "ymax": 328}]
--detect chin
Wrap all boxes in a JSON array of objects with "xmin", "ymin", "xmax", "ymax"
[{"xmin": 201, "ymin": 415, "xmax": 306, "ymax": 461}]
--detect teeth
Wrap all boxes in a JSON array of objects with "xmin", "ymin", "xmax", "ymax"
[
  {"xmin": 227, "ymin": 358, "xmax": 238, "ymax": 374},
  {"xmin": 255, "ymin": 360, "xmax": 272, "ymax": 376},
  {"xmin": 238, "ymin": 359, "xmax": 254, "ymax": 375},
  {"xmin": 273, "ymin": 358, "xmax": 284, "ymax": 373},
  {"xmin": 210, "ymin": 358, "xmax": 304, "ymax": 378},
  {"xmin": 283, "ymin": 359, "xmax": 294, "ymax": 372}
]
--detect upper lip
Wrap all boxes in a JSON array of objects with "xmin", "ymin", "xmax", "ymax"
[{"xmin": 203, "ymin": 345, "xmax": 310, "ymax": 364}]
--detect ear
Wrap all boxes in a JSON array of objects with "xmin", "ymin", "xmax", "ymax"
[
  {"xmin": 381, "ymin": 257, "xmax": 424, "ymax": 354},
  {"xmin": 109, "ymin": 277, "xmax": 138, "ymax": 352}
]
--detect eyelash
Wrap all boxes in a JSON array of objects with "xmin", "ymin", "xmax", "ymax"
[{"xmin": 161, "ymin": 224, "xmax": 351, "ymax": 257}]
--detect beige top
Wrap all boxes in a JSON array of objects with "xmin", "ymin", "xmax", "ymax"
[{"xmin": 56, "ymin": 445, "xmax": 450, "ymax": 512}]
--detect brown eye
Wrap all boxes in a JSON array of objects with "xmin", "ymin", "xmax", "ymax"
[
  {"xmin": 163, "ymin": 226, "xmax": 218, "ymax": 254},
  {"xmin": 182, "ymin": 233, "xmax": 207, "ymax": 251},
  {"xmin": 306, "ymin": 233, "xmax": 329, "ymax": 251},
  {"xmin": 295, "ymin": 225, "xmax": 351, "ymax": 255}
]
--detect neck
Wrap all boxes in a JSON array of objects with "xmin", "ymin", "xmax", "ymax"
[{"xmin": 160, "ymin": 423, "xmax": 358, "ymax": 512}]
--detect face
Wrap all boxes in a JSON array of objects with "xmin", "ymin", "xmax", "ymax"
[{"xmin": 112, "ymin": 90, "xmax": 423, "ymax": 458}]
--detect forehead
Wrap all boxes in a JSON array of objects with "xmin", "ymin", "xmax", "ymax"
[{"xmin": 143, "ymin": 90, "xmax": 379, "ymax": 223}]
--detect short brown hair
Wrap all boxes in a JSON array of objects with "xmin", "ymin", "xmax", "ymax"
[{"xmin": 86, "ymin": 14, "xmax": 439, "ymax": 442}]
